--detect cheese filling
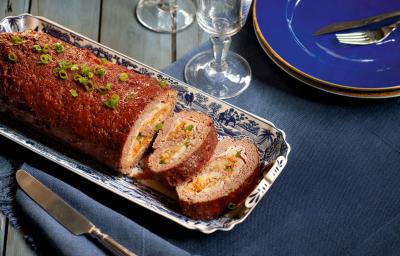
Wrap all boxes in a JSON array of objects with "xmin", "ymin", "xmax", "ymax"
[
  {"xmin": 160, "ymin": 144, "xmax": 187, "ymax": 163},
  {"xmin": 188, "ymin": 147, "xmax": 245, "ymax": 193},
  {"xmin": 131, "ymin": 103, "xmax": 172, "ymax": 159},
  {"xmin": 158, "ymin": 120, "xmax": 198, "ymax": 165}
]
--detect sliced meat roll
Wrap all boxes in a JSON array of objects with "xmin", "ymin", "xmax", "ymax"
[
  {"xmin": 147, "ymin": 111, "xmax": 218, "ymax": 186},
  {"xmin": 176, "ymin": 138, "xmax": 260, "ymax": 220}
]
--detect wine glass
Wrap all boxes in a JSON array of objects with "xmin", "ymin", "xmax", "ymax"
[
  {"xmin": 184, "ymin": 0, "xmax": 253, "ymax": 99},
  {"xmin": 136, "ymin": 0, "xmax": 196, "ymax": 33}
]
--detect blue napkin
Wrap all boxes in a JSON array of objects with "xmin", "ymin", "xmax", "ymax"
[{"xmin": 13, "ymin": 161, "xmax": 191, "ymax": 256}]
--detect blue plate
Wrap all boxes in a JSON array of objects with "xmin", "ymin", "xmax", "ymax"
[{"xmin": 254, "ymin": 0, "xmax": 400, "ymax": 91}]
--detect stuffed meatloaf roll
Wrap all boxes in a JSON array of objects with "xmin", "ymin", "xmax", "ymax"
[
  {"xmin": 0, "ymin": 32, "xmax": 176, "ymax": 174},
  {"xmin": 176, "ymin": 138, "xmax": 260, "ymax": 220},
  {"xmin": 147, "ymin": 111, "xmax": 218, "ymax": 186}
]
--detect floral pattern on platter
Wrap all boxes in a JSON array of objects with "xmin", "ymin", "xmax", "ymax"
[{"xmin": 0, "ymin": 14, "xmax": 291, "ymax": 233}]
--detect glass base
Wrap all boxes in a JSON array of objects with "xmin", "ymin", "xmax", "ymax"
[
  {"xmin": 184, "ymin": 51, "xmax": 252, "ymax": 99},
  {"xmin": 136, "ymin": 0, "xmax": 195, "ymax": 33}
]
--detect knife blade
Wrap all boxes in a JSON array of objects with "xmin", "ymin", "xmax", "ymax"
[
  {"xmin": 314, "ymin": 10, "xmax": 400, "ymax": 35},
  {"xmin": 16, "ymin": 169, "xmax": 136, "ymax": 256}
]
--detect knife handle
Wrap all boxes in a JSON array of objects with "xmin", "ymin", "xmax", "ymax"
[{"xmin": 90, "ymin": 227, "xmax": 137, "ymax": 256}]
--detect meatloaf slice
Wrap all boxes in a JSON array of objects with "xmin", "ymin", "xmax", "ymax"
[
  {"xmin": 176, "ymin": 138, "xmax": 260, "ymax": 220},
  {"xmin": 147, "ymin": 111, "xmax": 218, "ymax": 186},
  {"xmin": 0, "ymin": 31, "xmax": 177, "ymax": 174}
]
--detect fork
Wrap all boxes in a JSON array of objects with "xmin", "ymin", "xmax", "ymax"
[{"xmin": 335, "ymin": 20, "xmax": 400, "ymax": 45}]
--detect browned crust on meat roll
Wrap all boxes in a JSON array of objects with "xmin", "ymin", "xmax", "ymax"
[
  {"xmin": 147, "ymin": 111, "xmax": 218, "ymax": 186},
  {"xmin": 0, "ymin": 31, "xmax": 177, "ymax": 174},
  {"xmin": 176, "ymin": 138, "xmax": 260, "ymax": 220}
]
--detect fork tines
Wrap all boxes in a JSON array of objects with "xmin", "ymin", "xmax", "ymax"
[{"xmin": 335, "ymin": 32, "xmax": 371, "ymax": 44}]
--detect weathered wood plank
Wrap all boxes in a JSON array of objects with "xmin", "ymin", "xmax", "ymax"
[
  {"xmin": 101, "ymin": 0, "xmax": 172, "ymax": 70},
  {"xmin": 176, "ymin": 20, "xmax": 208, "ymax": 61},
  {"xmin": 0, "ymin": 0, "xmax": 30, "ymax": 20},
  {"xmin": 5, "ymin": 224, "xmax": 35, "ymax": 256},
  {"xmin": 30, "ymin": 0, "xmax": 101, "ymax": 41},
  {"xmin": 0, "ymin": 214, "xmax": 7, "ymax": 255}
]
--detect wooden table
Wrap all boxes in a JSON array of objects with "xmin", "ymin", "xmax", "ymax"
[{"xmin": 0, "ymin": 0, "xmax": 207, "ymax": 254}]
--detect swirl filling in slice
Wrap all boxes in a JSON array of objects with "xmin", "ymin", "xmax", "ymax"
[
  {"xmin": 176, "ymin": 138, "xmax": 260, "ymax": 220},
  {"xmin": 147, "ymin": 111, "xmax": 218, "ymax": 186}
]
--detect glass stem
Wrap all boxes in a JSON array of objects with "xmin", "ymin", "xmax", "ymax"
[
  {"xmin": 210, "ymin": 36, "xmax": 231, "ymax": 72},
  {"xmin": 158, "ymin": 0, "xmax": 177, "ymax": 11}
]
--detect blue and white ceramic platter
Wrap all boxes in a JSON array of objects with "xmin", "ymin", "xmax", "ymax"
[
  {"xmin": 0, "ymin": 14, "xmax": 290, "ymax": 233},
  {"xmin": 254, "ymin": 0, "xmax": 400, "ymax": 91}
]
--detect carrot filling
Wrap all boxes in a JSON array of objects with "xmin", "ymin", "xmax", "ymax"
[
  {"xmin": 168, "ymin": 120, "xmax": 197, "ymax": 140},
  {"xmin": 188, "ymin": 147, "xmax": 245, "ymax": 192}
]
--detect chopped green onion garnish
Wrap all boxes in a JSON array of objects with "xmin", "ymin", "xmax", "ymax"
[
  {"xmin": 104, "ymin": 94, "xmax": 119, "ymax": 109},
  {"xmin": 87, "ymin": 72, "xmax": 94, "ymax": 79},
  {"xmin": 84, "ymin": 80, "xmax": 94, "ymax": 92},
  {"xmin": 70, "ymin": 64, "xmax": 79, "ymax": 71},
  {"xmin": 98, "ymin": 83, "xmax": 112, "ymax": 95},
  {"xmin": 227, "ymin": 202, "xmax": 237, "ymax": 210},
  {"xmin": 158, "ymin": 80, "xmax": 168, "ymax": 88},
  {"xmin": 184, "ymin": 124, "xmax": 193, "ymax": 131},
  {"xmin": 118, "ymin": 73, "xmax": 128, "ymax": 82},
  {"xmin": 58, "ymin": 70, "xmax": 68, "ymax": 80},
  {"xmin": 32, "ymin": 45, "xmax": 42, "ymax": 53},
  {"xmin": 54, "ymin": 42, "xmax": 64, "ymax": 53},
  {"xmin": 38, "ymin": 54, "xmax": 51, "ymax": 64},
  {"xmin": 74, "ymin": 73, "xmax": 82, "ymax": 81},
  {"xmin": 183, "ymin": 140, "xmax": 190, "ymax": 148},
  {"xmin": 42, "ymin": 44, "xmax": 49, "ymax": 54},
  {"xmin": 80, "ymin": 65, "xmax": 91, "ymax": 77},
  {"xmin": 52, "ymin": 67, "xmax": 61, "ymax": 76},
  {"xmin": 94, "ymin": 66, "xmax": 106, "ymax": 77},
  {"xmin": 235, "ymin": 150, "xmax": 242, "ymax": 158},
  {"xmin": 7, "ymin": 52, "xmax": 17, "ymax": 62},
  {"xmin": 58, "ymin": 60, "xmax": 71, "ymax": 69},
  {"xmin": 78, "ymin": 76, "xmax": 88, "ymax": 85},
  {"xmin": 75, "ymin": 75, "xmax": 94, "ymax": 91},
  {"xmin": 69, "ymin": 89, "xmax": 78, "ymax": 97},
  {"xmin": 11, "ymin": 36, "xmax": 24, "ymax": 46},
  {"xmin": 159, "ymin": 159, "xmax": 166, "ymax": 164},
  {"xmin": 154, "ymin": 122, "xmax": 164, "ymax": 132},
  {"xmin": 101, "ymin": 58, "xmax": 107, "ymax": 64}
]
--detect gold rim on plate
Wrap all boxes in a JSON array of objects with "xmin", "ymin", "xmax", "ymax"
[{"xmin": 254, "ymin": 29, "xmax": 400, "ymax": 98}]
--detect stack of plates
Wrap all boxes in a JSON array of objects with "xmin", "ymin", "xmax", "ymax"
[{"xmin": 253, "ymin": 0, "xmax": 400, "ymax": 98}]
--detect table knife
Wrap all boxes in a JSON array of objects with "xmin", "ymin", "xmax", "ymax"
[
  {"xmin": 16, "ymin": 169, "xmax": 136, "ymax": 256},
  {"xmin": 314, "ymin": 10, "xmax": 400, "ymax": 35}
]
